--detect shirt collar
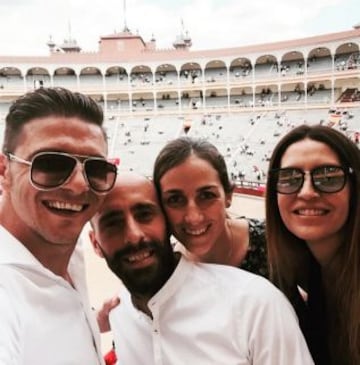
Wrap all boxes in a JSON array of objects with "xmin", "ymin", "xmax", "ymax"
[
  {"xmin": 0, "ymin": 225, "xmax": 83, "ymax": 288},
  {"xmin": 148, "ymin": 254, "xmax": 192, "ymax": 307},
  {"xmin": 0, "ymin": 225, "xmax": 41, "ymax": 267}
]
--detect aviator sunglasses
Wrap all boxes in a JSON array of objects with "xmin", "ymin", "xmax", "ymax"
[
  {"xmin": 270, "ymin": 165, "xmax": 352, "ymax": 194},
  {"xmin": 7, "ymin": 151, "xmax": 118, "ymax": 193}
]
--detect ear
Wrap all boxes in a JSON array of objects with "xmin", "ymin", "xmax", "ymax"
[
  {"xmin": 0, "ymin": 154, "xmax": 6, "ymax": 175},
  {"xmin": 88, "ymin": 229, "xmax": 105, "ymax": 258},
  {"xmin": 225, "ymin": 191, "xmax": 233, "ymax": 208},
  {"xmin": 0, "ymin": 153, "xmax": 11, "ymax": 193}
]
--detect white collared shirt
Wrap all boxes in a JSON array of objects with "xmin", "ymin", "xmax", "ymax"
[
  {"xmin": 110, "ymin": 255, "xmax": 314, "ymax": 365},
  {"xmin": 0, "ymin": 226, "xmax": 104, "ymax": 365}
]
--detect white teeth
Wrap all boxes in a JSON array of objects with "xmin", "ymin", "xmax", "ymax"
[
  {"xmin": 47, "ymin": 201, "xmax": 83, "ymax": 212},
  {"xmin": 297, "ymin": 209, "xmax": 326, "ymax": 216},
  {"xmin": 185, "ymin": 227, "xmax": 207, "ymax": 236},
  {"xmin": 127, "ymin": 251, "xmax": 151, "ymax": 263}
]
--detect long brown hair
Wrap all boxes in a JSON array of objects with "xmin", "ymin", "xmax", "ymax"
[{"xmin": 266, "ymin": 124, "xmax": 360, "ymax": 363}]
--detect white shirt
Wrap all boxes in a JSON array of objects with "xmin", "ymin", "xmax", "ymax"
[
  {"xmin": 110, "ymin": 255, "xmax": 314, "ymax": 365},
  {"xmin": 0, "ymin": 226, "xmax": 104, "ymax": 365}
]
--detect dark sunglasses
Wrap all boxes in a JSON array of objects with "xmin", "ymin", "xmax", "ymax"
[
  {"xmin": 7, "ymin": 152, "xmax": 118, "ymax": 193},
  {"xmin": 270, "ymin": 165, "xmax": 352, "ymax": 194}
]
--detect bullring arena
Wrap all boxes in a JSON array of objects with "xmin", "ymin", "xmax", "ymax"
[{"xmin": 0, "ymin": 21, "xmax": 359, "ymax": 352}]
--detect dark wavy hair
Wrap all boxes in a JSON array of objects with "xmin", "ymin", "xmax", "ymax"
[{"xmin": 3, "ymin": 87, "xmax": 105, "ymax": 153}]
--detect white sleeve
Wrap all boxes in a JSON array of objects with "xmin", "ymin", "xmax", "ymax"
[
  {"xmin": 236, "ymin": 280, "xmax": 314, "ymax": 365},
  {"xmin": 0, "ymin": 287, "xmax": 22, "ymax": 364}
]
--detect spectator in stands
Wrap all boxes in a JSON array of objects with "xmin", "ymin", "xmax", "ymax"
[
  {"xmin": 89, "ymin": 172, "xmax": 314, "ymax": 365},
  {"xmin": 0, "ymin": 87, "xmax": 117, "ymax": 364},
  {"xmin": 153, "ymin": 136, "xmax": 268, "ymax": 277},
  {"xmin": 266, "ymin": 124, "xmax": 360, "ymax": 364}
]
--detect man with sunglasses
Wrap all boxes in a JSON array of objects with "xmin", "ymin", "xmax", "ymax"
[
  {"xmin": 89, "ymin": 172, "xmax": 314, "ymax": 365},
  {"xmin": 0, "ymin": 87, "xmax": 117, "ymax": 364}
]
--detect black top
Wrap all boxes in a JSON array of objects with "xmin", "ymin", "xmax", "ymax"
[
  {"xmin": 237, "ymin": 217, "xmax": 269, "ymax": 278},
  {"xmin": 293, "ymin": 257, "xmax": 331, "ymax": 365}
]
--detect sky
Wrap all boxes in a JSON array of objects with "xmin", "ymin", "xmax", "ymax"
[{"xmin": 0, "ymin": 0, "xmax": 359, "ymax": 56}]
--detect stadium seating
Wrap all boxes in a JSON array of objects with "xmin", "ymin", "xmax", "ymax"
[{"xmin": 0, "ymin": 27, "xmax": 358, "ymax": 188}]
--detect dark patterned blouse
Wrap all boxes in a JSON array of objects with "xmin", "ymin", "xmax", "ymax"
[{"xmin": 237, "ymin": 217, "xmax": 269, "ymax": 278}]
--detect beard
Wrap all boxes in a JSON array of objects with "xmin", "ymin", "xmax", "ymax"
[{"xmin": 100, "ymin": 239, "xmax": 176, "ymax": 298}]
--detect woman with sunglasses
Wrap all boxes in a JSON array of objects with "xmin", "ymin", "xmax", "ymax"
[
  {"xmin": 153, "ymin": 136, "xmax": 268, "ymax": 277},
  {"xmin": 266, "ymin": 124, "xmax": 360, "ymax": 364}
]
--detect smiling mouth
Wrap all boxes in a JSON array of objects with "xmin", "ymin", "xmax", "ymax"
[
  {"xmin": 44, "ymin": 200, "xmax": 87, "ymax": 213},
  {"xmin": 126, "ymin": 250, "xmax": 153, "ymax": 263},
  {"xmin": 184, "ymin": 225, "xmax": 209, "ymax": 236},
  {"xmin": 295, "ymin": 208, "xmax": 329, "ymax": 216}
]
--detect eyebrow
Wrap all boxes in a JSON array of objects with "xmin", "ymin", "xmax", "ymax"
[
  {"xmin": 162, "ymin": 188, "xmax": 182, "ymax": 195},
  {"xmin": 197, "ymin": 185, "xmax": 218, "ymax": 191},
  {"xmin": 98, "ymin": 210, "xmax": 124, "ymax": 226},
  {"xmin": 163, "ymin": 185, "xmax": 218, "ymax": 194},
  {"xmin": 132, "ymin": 202, "xmax": 159, "ymax": 212}
]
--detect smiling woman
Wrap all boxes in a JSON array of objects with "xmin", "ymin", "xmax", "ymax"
[
  {"xmin": 266, "ymin": 124, "xmax": 360, "ymax": 364},
  {"xmin": 153, "ymin": 136, "xmax": 268, "ymax": 277}
]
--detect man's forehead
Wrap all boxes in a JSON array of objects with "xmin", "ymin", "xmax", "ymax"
[
  {"xmin": 115, "ymin": 172, "xmax": 153, "ymax": 188},
  {"xmin": 119, "ymin": 179, "xmax": 158, "ymax": 203},
  {"xmin": 112, "ymin": 192, "xmax": 159, "ymax": 210},
  {"xmin": 99, "ymin": 176, "xmax": 160, "ymax": 212},
  {"xmin": 14, "ymin": 116, "xmax": 107, "ymax": 156},
  {"xmin": 98, "ymin": 198, "xmax": 158, "ymax": 219}
]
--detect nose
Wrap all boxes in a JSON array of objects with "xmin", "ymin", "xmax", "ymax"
[
  {"xmin": 63, "ymin": 162, "xmax": 90, "ymax": 194},
  {"xmin": 184, "ymin": 200, "xmax": 204, "ymax": 225},
  {"xmin": 297, "ymin": 173, "xmax": 320, "ymax": 199},
  {"xmin": 124, "ymin": 216, "xmax": 145, "ymax": 245}
]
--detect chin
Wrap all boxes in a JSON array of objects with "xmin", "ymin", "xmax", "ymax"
[
  {"xmin": 43, "ymin": 231, "xmax": 77, "ymax": 246},
  {"xmin": 192, "ymin": 246, "xmax": 212, "ymax": 260}
]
